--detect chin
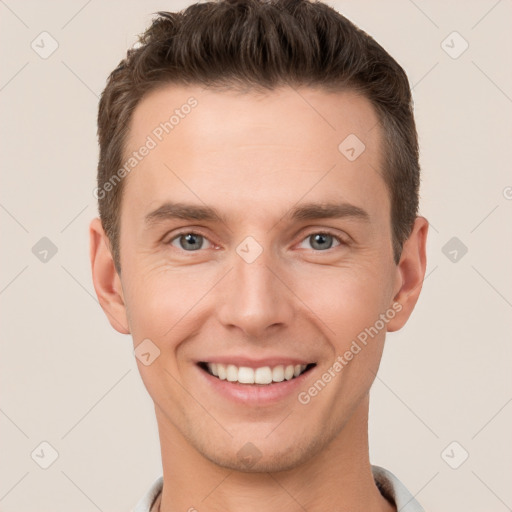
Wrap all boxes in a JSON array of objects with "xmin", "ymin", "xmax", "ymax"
[{"xmin": 198, "ymin": 433, "xmax": 326, "ymax": 474}]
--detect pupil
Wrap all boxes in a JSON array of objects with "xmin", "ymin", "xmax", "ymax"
[
  {"xmin": 312, "ymin": 233, "xmax": 331, "ymax": 250},
  {"xmin": 181, "ymin": 233, "xmax": 202, "ymax": 250}
]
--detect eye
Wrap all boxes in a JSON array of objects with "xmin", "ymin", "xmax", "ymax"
[
  {"xmin": 166, "ymin": 231, "xmax": 214, "ymax": 251},
  {"xmin": 298, "ymin": 231, "xmax": 346, "ymax": 251},
  {"xmin": 164, "ymin": 229, "xmax": 348, "ymax": 253}
]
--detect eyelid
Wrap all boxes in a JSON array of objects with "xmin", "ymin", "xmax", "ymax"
[
  {"xmin": 295, "ymin": 228, "xmax": 350, "ymax": 251},
  {"xmin": 164, "ymin": 227, "xmax": 350, "ymax": 251},
  {"xmin": 164, "ymin": 228, "xmax": 218, "ymax": 249}
]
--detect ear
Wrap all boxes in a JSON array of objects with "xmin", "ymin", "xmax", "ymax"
[
  {"xmin": 89, "ymin": 217, "xmax": 130, "ymax": 334},
  {"xmin": 386, "ymin": 216, "xmax": 429, "ymax": 332}
]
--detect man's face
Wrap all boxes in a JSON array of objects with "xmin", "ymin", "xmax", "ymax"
[{"xmin": 115, "ymin": 84, "xmax": 405, "ymax": 471}]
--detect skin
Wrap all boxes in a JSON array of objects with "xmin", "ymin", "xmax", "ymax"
[{"xmin": 90, "ymin": 84, "xmax": 428, "ymax": 512}]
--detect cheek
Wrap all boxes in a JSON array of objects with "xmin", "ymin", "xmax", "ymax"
[
  {"xmin": 124, "ymin": 264, "xmax": 212, "ymax": 343},
  {"xmin": 124, "ymin": 268, "xmax": 203, "ymax": 407},
  {"xmin": 294, "ymin": 262, "xmax": 390, "ymax": 343}
]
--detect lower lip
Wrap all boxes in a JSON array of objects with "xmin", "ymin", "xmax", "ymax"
[{"xmin": 197, "ymin": 364, "xmax": 315, "ymax": 405}]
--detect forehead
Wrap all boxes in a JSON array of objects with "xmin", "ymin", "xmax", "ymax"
[{"xmin": 122, "ymin": 84, "xmax": 388, "ymax": 227}]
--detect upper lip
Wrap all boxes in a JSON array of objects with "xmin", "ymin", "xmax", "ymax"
[{"xmin": 197, "ymin": 357, "xmax": 316, "ymax": 368}]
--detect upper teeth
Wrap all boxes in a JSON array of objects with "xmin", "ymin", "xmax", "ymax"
[{"xmin": 206, "ymin": 363, "xmax": 307, "ymax": 384}]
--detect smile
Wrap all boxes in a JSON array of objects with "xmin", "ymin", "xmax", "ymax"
[{"xmin": 198, "ymin": 362, "xmax": 316, "ymax": 385}]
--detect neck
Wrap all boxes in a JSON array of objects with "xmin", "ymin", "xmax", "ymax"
[{"xmin": 155, "ymin": 395, "xmax": 395, "ymax": 512}]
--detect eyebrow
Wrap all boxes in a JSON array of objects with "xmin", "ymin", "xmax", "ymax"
[{"xmin": 144, "ymin": 201, "xmax": 370, "ymax": 227}]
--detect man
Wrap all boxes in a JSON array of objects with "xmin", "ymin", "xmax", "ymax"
[{"xmin": 89, "ymin": 0, "xmax": 428, "ymax": 510}]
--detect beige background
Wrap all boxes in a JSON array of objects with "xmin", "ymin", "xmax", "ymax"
[{"xmin": 1, "ymin": 0, "xmax": 511, "ymax": 510}]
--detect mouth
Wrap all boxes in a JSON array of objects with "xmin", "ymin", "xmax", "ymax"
[{"xmin": 197, "ymin": 361, "xmax": 317, "ymax": 385}]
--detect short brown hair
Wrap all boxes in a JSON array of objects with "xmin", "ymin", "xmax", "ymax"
[{"xmin": 97, "ymin": 0, "xmax": 420, "ymax": 273}]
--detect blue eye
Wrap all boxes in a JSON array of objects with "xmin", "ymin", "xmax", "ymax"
[
  {"xmin": 165, "ymin": 230, "xmax": 346, "ymax": 253},
  {"xmin": 168, "ymin": 232, "xmax": 213, "ymax": 251},
  {"xmin": 298, "ymin": 232, "xmax": 343, "ymax": 251}
]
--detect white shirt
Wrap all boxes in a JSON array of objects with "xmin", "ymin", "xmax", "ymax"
[{"xmin": 132, "ymin": 465, "xmax": 425, "ymax": 511}]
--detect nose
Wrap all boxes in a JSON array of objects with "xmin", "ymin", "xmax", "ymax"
[{"xmin": 216, "ymin": 244, "xmax": 295, "ymax": 339}]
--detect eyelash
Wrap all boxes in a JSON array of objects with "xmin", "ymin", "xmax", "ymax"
[{"xmin": 164, "ymin": 229, "xmax": 349, "ymax": 252}]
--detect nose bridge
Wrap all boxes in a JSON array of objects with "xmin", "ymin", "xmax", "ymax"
[{"xmin": 216, "ymin": 237, "xmax": 293, "ymax": 335}]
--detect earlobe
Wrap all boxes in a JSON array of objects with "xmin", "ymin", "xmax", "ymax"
[
  {"xmin": 89, "ymin": 217, "xmax": 130, "ymax": 334},
  {"xmin": 386, "ymin": 216, "xmax": 429, "ymax": 333}
]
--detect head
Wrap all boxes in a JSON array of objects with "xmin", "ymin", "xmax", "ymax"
[{"xmin": 90, "ymin": 0, "xmax": 428, "ymax": 473}]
